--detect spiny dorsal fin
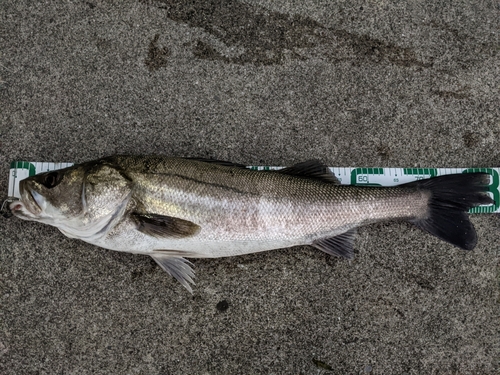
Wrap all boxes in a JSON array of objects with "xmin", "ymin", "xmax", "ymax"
[
  {"xmin": 133, "ymin": 213, "xmax": 200, "ymax": 238},
  {"xmin": 312, "ymin": 229, "xmax": 357, "ymax": 259},
  {"xmin": 186, "ymin": 158, "xmax": 248, "ymax": 169},
  {"xmin": 150, "ymin": 255, "xmax": 195, "ymax": 293},
  {"xmin": 278, "ymin": 160, "xmax": 340, "ymax": 184}
]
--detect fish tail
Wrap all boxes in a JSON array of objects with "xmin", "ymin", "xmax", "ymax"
[{"xmin": 402, "ymin": 173, "xmax": 493, "ymax": 250}]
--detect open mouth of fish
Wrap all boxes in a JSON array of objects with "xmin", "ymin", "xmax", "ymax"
[{"xmin": 9, "ymin": 181, "xmax": 42, "ymax": 219}]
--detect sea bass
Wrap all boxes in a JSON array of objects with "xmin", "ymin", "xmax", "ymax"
[{"xmin": 10, "ymin": 155, "xmax": 493, "ymax": 291}]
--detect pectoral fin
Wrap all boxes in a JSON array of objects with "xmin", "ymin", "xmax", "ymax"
[
  {"xmin": 133, "ymin": 213, "xmax": 200, "ymax": 238},
  {"xmin": 312, "ymin": 229, "xmax": 356, "ymax": 259},
  {"xmin": 150, "ymin": 254, "xmax": 195, "ymax": 293}
]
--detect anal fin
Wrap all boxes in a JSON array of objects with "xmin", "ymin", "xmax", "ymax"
[
  {"xmin": 312, "ymin": 229, "xmax": 356, "ymax": 259},
  {"xmin": 150, "ymin": 254, "xmax": 196, "ymax": 293}
]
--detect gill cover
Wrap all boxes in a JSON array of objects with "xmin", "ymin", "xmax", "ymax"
[
  {"xmin": 81, "ymin": 161, "xmax": 133, "ymax": 221},
  {"xmin": 13, "ymin": 160, "xmax": 133, "ymax": 236}
]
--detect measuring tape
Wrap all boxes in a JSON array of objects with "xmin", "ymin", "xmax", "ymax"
[{"xmin": 7, "ymin": 161, "xmax": 500, "ymax": 214}]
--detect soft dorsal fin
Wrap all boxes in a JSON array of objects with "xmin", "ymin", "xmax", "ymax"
[
  {"xmin": 311, "ymin": 229, "xmax": 357, "ymax": 259},
  {"xmin": 278, "ymin": 160, "xmax": 340, "ymax": 184},
  {"xmin": 150, "ymin": 254, "xmax": 195, "ymax": 293},
  {"xmin": 133, "ymin": 213, "xmax": 200, "ymax": 238}
]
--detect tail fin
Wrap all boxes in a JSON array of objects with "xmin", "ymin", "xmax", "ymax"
[{"xmin": 403, "ymin": 173, "xmax": 493, "ymax": 250}]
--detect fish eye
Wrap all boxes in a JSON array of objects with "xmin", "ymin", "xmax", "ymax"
[{"xmin": 42, "ymin": 171, "xmax": 60, "ymax": 189}]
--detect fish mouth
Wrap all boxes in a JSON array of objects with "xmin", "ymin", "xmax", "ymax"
[{"xmin": 9, "ymin": 181, "xmax": 43, "ymax": 219}]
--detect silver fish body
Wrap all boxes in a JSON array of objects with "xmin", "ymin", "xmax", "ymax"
[{"xmin": 10, "ymin": 156, "xmax": 493, "ymax": 291}]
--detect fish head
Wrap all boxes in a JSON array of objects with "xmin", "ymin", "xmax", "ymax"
[{"xmin": 10, "ymin": 161, "xmax": 133, "ymax": 233}]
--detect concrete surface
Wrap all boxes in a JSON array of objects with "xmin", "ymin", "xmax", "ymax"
[{"xmin": 1, "ymin": 0, "xmax": 499, "ymax": 374}]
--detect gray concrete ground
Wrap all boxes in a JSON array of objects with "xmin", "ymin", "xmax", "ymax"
[{"xmin": 1, "ymin": 0, "xmax": 499, "ymax": 374}]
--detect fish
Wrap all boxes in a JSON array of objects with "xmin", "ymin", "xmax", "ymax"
[{"xmin": 9, "ymin": 155, "xmax": 494, "ymax": 292}]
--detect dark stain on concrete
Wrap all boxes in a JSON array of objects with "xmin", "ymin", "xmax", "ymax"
[
  {"xmin": 95, "ymin": 36, "xmax": 112, "ymax": 52},
  {"xmin": 193, "ymin": 40, "xmax": 227, "ymax": 62},
  {"xmin": 145, "ymin": 34, "xmax": 170, "ymax": 71},
  {"xmin": 149, "ymin": 0, "xmax": 431, "ymax": 68},
  {"xmin": 394, "ymin": 308, "xmax": 405, "ymax": 318},
  {"xmin": 216, "ymin": 300, "xmax": 229, "ymax": 312},
  {"xmin": 431, "ymin": 90, "xmax": 470, "ymax": 100},
  {"xmin": 427, "ymin": 20, "xmax": 463, "ymax": 42},
  {"xmin": 330, "ymin": 29, "xmax": 432, "ymax": 68},
  {"xmin": 462, "ymin": 131, "xmax": 480, "ymax": 148},
  {"xmin": 376, "ymin": 144, "xmax": 392, "ymax": 160},
  {"xmin": 312, "ymin": 358, "xmax": 333, "ymax": 371},
  {"xmin": 408, "ymin": 274, "xmax": 435, "ymax": 291}
]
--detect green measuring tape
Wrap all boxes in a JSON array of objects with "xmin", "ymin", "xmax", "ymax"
[{"xmin": 7, "ymin": 162, "xmax": 500, "ymax": 214}]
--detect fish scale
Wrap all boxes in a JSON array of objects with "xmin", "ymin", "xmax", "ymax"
[
  {"xmin": 6, "ymin": 156, "xmax": 495, "ymax": 292},
  {"xmin": 127, "ymin": 161, "xmax": 423, "ymax": 244}
]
